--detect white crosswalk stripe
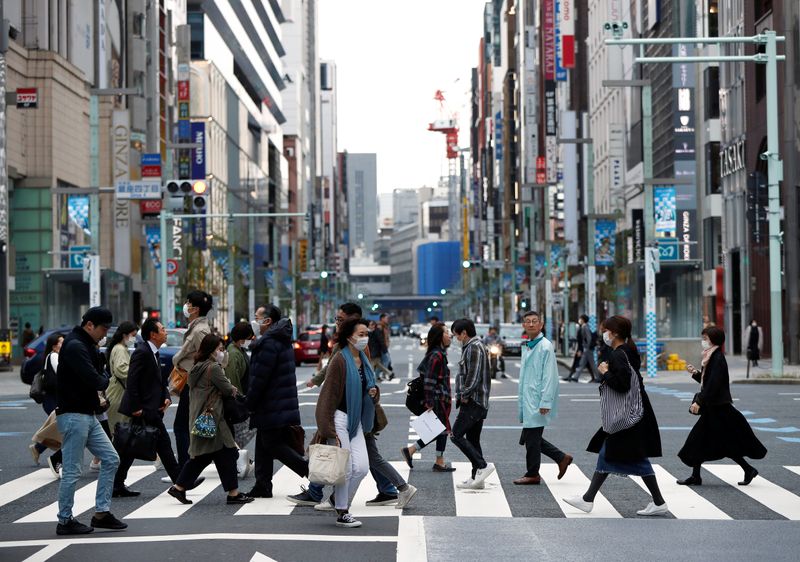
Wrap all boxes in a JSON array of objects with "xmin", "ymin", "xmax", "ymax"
[
  {"xmin": 15, "ymin": 466, "xmax": 155, "ymax": 523},
  {"xmin": 7, "ymin": 463, "xmax": 800, "ymax": 522},
  {"xmin": 703, "ymin": 464, "xmax": 800, "ymax": 520}
]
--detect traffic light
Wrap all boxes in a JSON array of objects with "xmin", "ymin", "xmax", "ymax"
[
  {"xmin": 746, "ymin": 172, "xmax": 768, "ymax": 244},
  {"xmin": 163, "ymin": 179, "xmax": 192, "ymax": 211},
  {"xmin": 191, "ymin": 180, "xmax": 208, "ymax": 212}
]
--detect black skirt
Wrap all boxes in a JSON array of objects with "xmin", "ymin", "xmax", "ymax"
[{"xmin": 678, "ymin": 403, "xmax": 767, "ymax": 466}]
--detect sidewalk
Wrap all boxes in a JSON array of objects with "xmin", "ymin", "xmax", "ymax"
[
  {"xmin": 556, "ymin": 354, "xmax": 800, "ymax": 385},
  {"xmin": 0, "ymin": 366, "xmax": 29, "ymax": 397}
]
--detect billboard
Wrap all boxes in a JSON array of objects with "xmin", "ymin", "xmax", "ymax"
[{"xmin": 595, "ymin": 220, "xmax": 616, "ymax": 266}]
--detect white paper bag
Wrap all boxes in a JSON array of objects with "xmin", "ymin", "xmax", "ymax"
[
  {"xmin": 410, "ymin": 409, "xmax": 446, "ymax": 445},
  {"xmin": 308, "ymin": 443, "xmax": 350, "ymax": 486}
]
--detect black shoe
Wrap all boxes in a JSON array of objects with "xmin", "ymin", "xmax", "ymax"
[
  {"xmin": 56, "ymin": 518, "xmax": 94, "ymax": 535},
  {"xmin": 167, "ymin": 486, "xmax": 192, "ymax": 505},
  {"xmin": 676, "ymin": 475, "xmax": 702, "ymax": 486},
  {"xmin": 246, "ymin": 486, "xmax": 273, "ymax": 498},
  {"xmin": 432, "ymin": 463, "xmax": 456, "ymax": 472},
  {"xmin": 739, "ymin": 467, "xmax": 758, "ymax": 486},
  {"xmin": 365, "ymin": 492, "xmax": 399, "ymax": 506},
  {"xmin": 185, "ymin": 476, "xmax": 205, "ymax": 490},
  {"xmin": 401, "ymin": 447, "xmax": 414, "ymax": 469},
  {"xmin": 90, "ymin": 512, "xmax": 128, "ymax": 530},
  {"xmin": 112, "ymin": 486, "xmax": 141, "ymax": 498},
  {"xmin": 287, "ymin": 487, "xmax": 321, "ymax": 506},
  {"xmin": 227, "ymin": 493, "xmax": 255, "ymax": 504}
]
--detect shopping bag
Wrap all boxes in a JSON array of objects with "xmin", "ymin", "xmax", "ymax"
[
  {"xmin": 410, "ymin": 409, "xmax": 446, "ymax": 444},
  {"xmin": 167, "ymin": 366, "xmax": 188, "ymax": 396},
  {"xmin": 308, "ymin": 443, "xmax": 350, "ymax": 486},
  {"xmin": 113, "ymin": 419, "xmax": 159, "ymax": 461},
  {"xmin": 32, "ymin": 411, "xmax": 62, "ymax": 450}
]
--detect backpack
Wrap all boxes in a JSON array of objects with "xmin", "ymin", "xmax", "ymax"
[{"xmin": 405, "ymin": 376, "xmax": 426, "ymax": 416}]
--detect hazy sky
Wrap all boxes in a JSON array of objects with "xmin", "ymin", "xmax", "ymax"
[{"xmin": 318, "ymin": 0, "xmax": 488, "ymax": 194}]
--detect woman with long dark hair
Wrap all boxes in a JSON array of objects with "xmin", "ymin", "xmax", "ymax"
[
  {"xmin": 677, "ymin": 325, "xmax": 766, "ymax": 486},
  {"xmin": 401, "ymin": 323, "xmax": 454, "ymax": 472},
  {"xmin": 29, "ymin": 333, "xmax": 65, "ymax": 477},
  {"xmin": 168, "ymin": 333, "xmax": 253, "ymax": 505},
  {"xmin": 105, "ymin": 321, "xmax": 139, "ymax": 439},
  {"xmin": 564, "ymin": 315, "xmax": 670, "ymax": 516}
]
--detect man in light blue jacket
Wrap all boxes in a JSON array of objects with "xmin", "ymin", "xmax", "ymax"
[{"xmin": 515, "ymin": 311, "xmax": 573, "ymax": 485}]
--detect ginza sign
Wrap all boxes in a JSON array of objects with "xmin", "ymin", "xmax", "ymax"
[{"xmin": 720, "ymin": 138, "xmax": 745, "ymax": 178}]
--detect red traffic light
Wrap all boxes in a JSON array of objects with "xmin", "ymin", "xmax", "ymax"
[{"xmin": 192, "ymin": 180, "xmax": 208, "ymax": 195}]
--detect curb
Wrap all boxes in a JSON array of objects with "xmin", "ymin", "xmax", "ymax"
[{"xmin": 732, "ymin": 378, "xmax": 800, "ymax": 385}]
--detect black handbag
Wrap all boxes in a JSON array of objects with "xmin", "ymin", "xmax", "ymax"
[
  {"xmin": 113, "ymin": 418, "xmax": 160, "ymax": 461},
  {"xmin": 406, "ymin": 376, "xmax": 426, "ymax": 416},
  {"xmin": 222, "ymin": 393, "xmax": 249, "ymax": 425},
  {"xmin": 29, "ymin": 372, "xmax": 46, "ymax": 404}
]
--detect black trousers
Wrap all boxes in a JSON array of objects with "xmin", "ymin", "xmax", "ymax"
[
  {"xmin": 450, "ymin": 400, "xmax": 488, "ymax": 477},
  {"xmin": 176, "ymin": 446, "xmax": 239, "ymax": 492},
  {"xmin": 114, "ymin": 416, "xmax": 179, "ymax": 489},
  {"xmin": 174, "ymin": 385, "xmax": 190, "ymax": 469},
  {"xmin": 520, "ymin": 427, "xmax": 566, "ymax": 477},
  {"xmin": 253, "ymin": 427, "xmax": 309, "ymax": 493}
]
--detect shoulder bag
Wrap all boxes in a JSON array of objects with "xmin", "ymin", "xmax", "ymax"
[
  {"xmin": 191, "ymin": 365, "xmax": 218, "ymax": 439},
  {"xmin": 29, "ymin": 356, "xmax": 48, "ymax": 404},
  {"xmin": 599, "ymin": 351, "xmax": 644, "ymax": 434},
  {"xmin": 113, "ymin": 417, "xmax": 159, "ymax": 461},
  {"xmin": 168, "ymin": 366, "xmax": 189, "ymax": 396},
  {"xmin": 405, "ymin": 376, "xmax": 426, "ymax": 416},
  {"xmin": 308, "ymin": 442, "xmax": 350, "ymax": 486}
]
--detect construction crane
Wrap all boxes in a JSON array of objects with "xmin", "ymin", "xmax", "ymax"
[{"xmin": 428, "ymin": 90, "xmax": 459, "ymax": 159}]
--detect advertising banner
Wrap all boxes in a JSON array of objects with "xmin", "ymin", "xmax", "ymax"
[
  {"xmin": 654, "ymin": 187, "xmax": 677, "ymax": 233},
  {"xmin": 560, "ymin": 0, "xmax": 575, "ymax": 67},
  {"xmin": 67, "ymin": 196, "xmax": 91, "ymax": 234},
  {"xmin": 191, "ymin": 122, "xmax": 206, "ymax": 179},
  {"xmin": 144, "ymin": 224, "xmax": 161, "ymax": 269},
  {"xmin": 595, "ymin": 220, "xmax": 616, "ymax": 266},
  {"xmin": 555, "ymin": 0, "xmax": 567, "ymax": 81},
  {"xmin": 543, "ymin": 0, "xmax": 556, "ymax": 81}
]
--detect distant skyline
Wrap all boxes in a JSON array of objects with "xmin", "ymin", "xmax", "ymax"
[{"xmin": 318, "ymin": 0, "xmax": 487, "ymax": 194}]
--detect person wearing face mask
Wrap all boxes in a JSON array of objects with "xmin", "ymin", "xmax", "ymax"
[
  {"xmin": 245, "ymin": 306, "xmax": 309, "ymax": 498},
  {"xmin": 677, "ymin": 326, "xmax": 766, "ymax": 486},
  {"xmin": 168, "ymin": 333, "xmax": 252, "ymax": 505},
  {"xmin": 104, "ymin": 321, "xmax": 139, "ymax": 441},
  {"xmin": 226, "ymin": 321, "xmax": 257, "ymax": 478},
  {"xmin": 564, "ymin": 315, "xmax": 668, "ymax": 517},
  {"xmin": 170, "ymin": 290, "xmax": 214, "ymax": 474},
  {"xmin": 313, "ymin": 318, "xmax": 379, "ymax": 528},
  {"xmin": 743, "ymin": 319, "xmax": 763, "ymax": 367}
]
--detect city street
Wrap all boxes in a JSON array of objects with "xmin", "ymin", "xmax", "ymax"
[{"xmin": 1, "ymin": 336, "xmax": 799, "ymax": 561}]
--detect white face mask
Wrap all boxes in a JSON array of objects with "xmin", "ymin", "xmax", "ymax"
[
  {"xmin": 182, "ymin": 303, "xmax": 192, "ymax": 318},
  {"xmin": 215, "ymin": 350, "xmax": 226, "ymax": 363},
  {"xmin": 602, "ymin": 331, "xmax": 614, "ymax": 346},
  {"xmin": 352, "ymin": 336, "xmax": 369, "ymax": 351},
  {"xmin": 701, "ymin": 339, "xmax": 712, "ymax": 350},
  {"xmin": 98, "ymin": 337, "xmax": 107, "ymax": 347}
]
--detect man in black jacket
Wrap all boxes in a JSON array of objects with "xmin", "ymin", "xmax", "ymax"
[
  {"xmin": 55, "ymin": 307, "xmax": 127, "ymax": 535},
  {"xmin": 246, "ymin": 305, "xmax": 308, "ymax": 497},
  {"xmin": 114, "ymin": 319, "xmax": 204, "ymax": 496}
]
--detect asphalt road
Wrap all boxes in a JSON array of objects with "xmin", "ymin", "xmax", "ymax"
[{"xmin": 0, "ymin": 335, "xmax": 799, "ymax": 561}]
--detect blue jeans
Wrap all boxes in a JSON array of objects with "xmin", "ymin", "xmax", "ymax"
[{"xmin": 56, "ymin": 413, "xmax": 119, "ymax": 523}]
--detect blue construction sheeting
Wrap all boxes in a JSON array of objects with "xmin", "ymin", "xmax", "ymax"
[{"xmin": 417, "ymin": 241, "xmax": 461, "ymax": 296}]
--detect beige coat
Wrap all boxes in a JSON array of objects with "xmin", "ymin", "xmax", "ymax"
[
  {"xmin": 172, "ymin": 317, "xmax": 211, "ymax": 373},
  {"xmin": 188, "ymin": 358, "xmax": 237, "ymax": 457},
  {"xmin": 106, "ymin": 343, "xmax": 131, "ymax": 435}
]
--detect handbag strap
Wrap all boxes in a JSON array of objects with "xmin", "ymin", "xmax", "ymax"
[
  {"xmin": 620, "ymin": 350, "xmax": 642, "ymax": 393},
  {"xmin": 202, "ymin": 362, "xmax": 220, "ymax": 412}
]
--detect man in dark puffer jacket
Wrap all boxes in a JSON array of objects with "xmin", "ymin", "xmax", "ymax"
[{"xmin": 245, "ymin": 305, "xmax": 309, "ymax": 497}]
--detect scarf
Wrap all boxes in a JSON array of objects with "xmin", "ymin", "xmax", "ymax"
[
  {"xmin": 701, "ymin": 345, "xmax": 719, "ymax": 370},
  {"xmin": 525, "ymin": 335, "xmax": 544, "ymax": 350},
  {"xmin": 342, "ymin": 346, "xmax": 377, "ymax": 439}
]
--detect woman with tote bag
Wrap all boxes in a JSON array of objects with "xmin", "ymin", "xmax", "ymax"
[
  {"xmin": 313, "ymin": 318, "xmax": 379, "ymax": 528},
  {"xmin": 563, "ymin": 315, "xmax": 670, "ymax": 517}
]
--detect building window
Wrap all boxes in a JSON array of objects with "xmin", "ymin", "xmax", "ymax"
[
  {"xmin": 704, "ymin": 67, "xmax": 720, "ymax": 120},
  {"xmin": 708, "ymin": 0, "xmax": 718, "ymax": 37},
  {"xmin": 703, "ymin": 217, "xmax": 722, "ymax": 270},
  {"xmin": 705, "ymin": 142, "xmax": 721, "ymax": 194},
  {"xmin": 187, "ymin": 11, "xmax": 204, "ymax": 60},
  {"xmin": 234, "ymin": 61, "xmax": 262, "ymax": 108}
]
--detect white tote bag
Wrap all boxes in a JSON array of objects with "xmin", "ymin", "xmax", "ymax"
[{"xmin": 308, "ymin": 443, "xmax": 350, "ymax": 486}]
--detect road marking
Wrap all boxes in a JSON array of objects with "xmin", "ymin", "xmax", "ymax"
[
  {"xmin": 236, "ymin": 466, "xmax": 306, "ymax": 516},
  {"xmin": 752, "ymin": 426, "xmax": 800, "ymax": 433},
  {"xmin": 16, "ymin": 466, "xmax": 155, "ymax": 523},
  {"xmin": 570, "ymin": 399, "xmax": 600, "ymax": 402},
  {"xmin": 778, "ymin": 437, "xmax": 800, "ymax": 443},
  {"xmin": 630, "ymin": 465, "xmax": 731, "ymax": 519},
  {"xmin": 352, "ymin": 462, "xmax": 410, "ymax": 517},
  {"xmin": 746, "ymin": 418, "xmax": 777, "ymax": 424},
  {"xmin": 397, "ymin": 516, "xmax": 427, "ymax": 562},
  {"xmin": 251, "ymin": 552, "xmax": 278, "ymax": 562},
  {"xmin": 539, "ymin": 462, "xmax": 622, "ymax": 518},
  {"xmin": 382, "ymin": 378, "xmax": 401, "ymax": 385},
  {"xmin": 451, "ymin": 462, "xmax": 512, "ymax": 517},
  {"xmin": 0, "ymin": 469, "xmax": 55, "ymax": 509},
  {"xmin": 704, "ymin": 464, "xmax": 800, "ymax": 520},
  {"xmin": 122, "ymin": 466, "xmax": 221, "ymax": 519},
  {"xmin": 785, "ymin": 466, "xmax": 800, "ymax": 477},
  {"xmin": 778, "ymin": 392, "xmax": 800, "ymax": 395}
]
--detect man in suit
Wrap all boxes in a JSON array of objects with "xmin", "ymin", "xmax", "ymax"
[
  {"xmin": 114, "ymin": 319, "xmax": 203, "ymax": 496},
  {"xmin": 565, "ymin": 315, "xmax": 599, "ymax": 383}
]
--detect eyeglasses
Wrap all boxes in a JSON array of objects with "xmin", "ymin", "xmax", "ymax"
[
  {"xmin": 523, "ymin": 320, "xmax": 541, "ymax": 326},
  {"xmin": 334, "ymin": 316, "xmax": 346, "ymax": 323}
]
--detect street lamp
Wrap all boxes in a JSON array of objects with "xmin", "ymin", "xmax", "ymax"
[
  {"xmin": 462, "ymin": 260, "xmax": 471, "ymax": 269},
  {"xmin": 440, "ymin": 289, "xmax": 447, "ymax": 295}
]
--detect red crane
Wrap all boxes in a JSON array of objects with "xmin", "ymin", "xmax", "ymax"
[{"xmin": 428, "ymin": 90, "xmax": 459, "ymax": 159}]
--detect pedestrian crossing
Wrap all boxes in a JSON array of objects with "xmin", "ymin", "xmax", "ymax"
[{"xmin": 6, "ymin": 463, "xmax": 800, "ymax": 523}]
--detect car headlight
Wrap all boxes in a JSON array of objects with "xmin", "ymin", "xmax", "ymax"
[{"xmin": 489, "ymin": 345, "xmax": 501, "ymax": 355}]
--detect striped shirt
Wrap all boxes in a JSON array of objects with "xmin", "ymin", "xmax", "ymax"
[{"xmin": 455, "ymin": 336, "xmax": 491, "ymax": 409}]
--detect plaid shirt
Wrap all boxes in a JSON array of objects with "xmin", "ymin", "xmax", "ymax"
[{"xmin": 455, "ymin": 336, "xmax": 491, "ymax": 409}]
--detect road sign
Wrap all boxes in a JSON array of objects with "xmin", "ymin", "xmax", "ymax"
[
  {"xmin": 167, "ymin": 276, "xmax": 177, "ymax": 286},
  {"xmin": 115, "ymin": 180, "xmax": 161, "ymax": 200},
  {"xmin": 551, "ymin": 294, "xmax": 564, "ymax": 308},
  {"xmin": 0, "ymin": 341, "xmax": 11, "ymax": 355},
  {"xmin": 69, "ymin": 246, "xmax": 91, "ymax": 269},
  {"xmin": 300, "ymin": 271, "xmax": 319, "ymax": 280},
  {"xmin": 166, "ymin": 259, "xmax": 178, "ymax": 276},
  {"xmin": 16, "ymin": 88, "xmax": 38, "ymax": 108}
]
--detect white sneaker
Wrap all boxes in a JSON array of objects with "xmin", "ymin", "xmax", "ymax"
[
  {"xmin": 637, "ymin": 501, "xmax": 669, "ymax": 516},
  {"xmin": 456, "ymin": 478, "xmax": 485, "ymax": 490},
  {"xmin": 47, "ymin": 456, "xmax": 61, "ymax": 479},
  {"xmin": 161, "ymin": 476, "xmax": 172, "ymax": 484},
  {"xmin": 236, "ymin": 449, "xmax": 249, "ymax": 476},
  {"xmin": 335, "ymin": 512, "xmax": 362, "ymax": 528},
  {"xmin": 89, "ymin": 459, "xmax": 101, "ymax": 472},
  {"xmin": 314, "ymin": 497, "xmax": 335, "ymax": 511},
  {"xmin": 154, "ymin": 455, "xmax": 163, "ymax": 471},
  {"xmin": 563, "ymin": 495, "xmax": 594, "ymax": 513},
  {"xmin": 473, "ymin": 463, "xmax": 495, "ymax": 486},
  {"xmin": 396, "ymin": 484, "xmax": 418, "ymax": 509}
]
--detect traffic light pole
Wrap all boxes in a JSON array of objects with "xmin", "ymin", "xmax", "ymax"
[
  {"xmin": 159, "ymin": 210, "xmax": 307, "ymax": 327},
  {"xmin": 605, "ymin": 32, "xmax": 786, "ymax": 378}
]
